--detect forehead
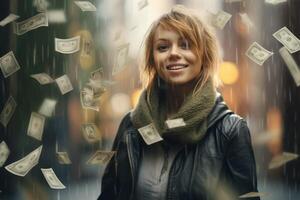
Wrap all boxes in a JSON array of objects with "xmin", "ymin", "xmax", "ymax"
[{"xmin": 154, "ymin": 26, "xmax": 183, "ymax": 41}]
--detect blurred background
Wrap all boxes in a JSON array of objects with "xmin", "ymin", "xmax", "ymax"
[{"xmin": 0, "ymin": 0, "xmax": 300, "ymax": 199}]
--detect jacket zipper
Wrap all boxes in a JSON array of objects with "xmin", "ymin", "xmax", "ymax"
[{"xmin": 126, "ymin": 134, "xmax": 135, "ymax": 200}]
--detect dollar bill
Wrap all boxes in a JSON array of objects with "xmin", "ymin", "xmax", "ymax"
[
  {"xmin": 55, "ymin": 36, "xmax": 80, "ymax": 54},
  {"xmin": 80, "ymin": 88, "xmax": 99, "ymax": 111},
  {"xmin": 273, "ymin": 27, "xmax": 300, "ymax": 53},
  {"xmin": 137, "ymin": 0, "xmax": 148, "ymax": 10},
  {"xmin": 38, "ymin": 98, "xmax": 57, "ymax": 117},
  {"xmin": 30, "ymin": 73, "xmax": 53, "ymax": 85},
  {"xmin": 0, "ymin": 51, "xmax": 20, "ymax": 78},
  {"xmin": 5, "ymin": 145, "xmax": 42, "ymax": 177},
  {"xmin": 90, "ymin": 68, "xmax": 104, "ymax": 80},
  {"xmin": 55, "ymin": 75, "xmax": 73, "ymax": 95},
  {"xmin": 33, "ymin": 0, "xmax": 49, "ymax": 12},
  {"xmin": 14, "ymin": 13, "xmax": 48, "ymax": 35},
  {"xmin": 265, "ymin": 0, "xmax": 287, "ymax": 5},
  {"xmin": 165, "ymin": 118, "xmax": 186, "ymax": 129},
  {"xmin": 239, "ymin": 192, "xmax": 268, "ymax": 198},
  {"xmin": 212, "ymin": 10, "xmax": 232, "ymax": 30},
  {"xmin": 86, "ymin": 151, "xmax": 115, "ymax": 165},
  {"xmin": 41, "ymin": 168, "xmax": 66, "ymax": 189},
  {"xmin": 47, "ymin": 10, "xmax": 67, "ymax": 24},
  {"xmin": 0, "ymin": 96, "xmax": 17, "ymax": 127},
  {"xmin": 74, "ymin": 1, "xmax": 97, "ymax": 12},
  {"xmin": 0, "ymin": 14, "xmax": 19, "ymax": 27},
  {"xmin": 81, "ymin": 123, "xmax": 101, "ymax": 143},
  {"xmin": 0, "ymin": 141, "xmax": 10, "ymax": 167},
  {"xmin": 279, "ymin": 47, "xmax": 300, "ymax": 86},
  {"xmin": 138, "ymin": 124, "xmax": 163, "ymax": 145},
  {"xmin": 112, "ymin": 43, "xmax": 129, "ymax": 76},
  {"xmin": 56, "ymin": 152, "xmax": 72, "ymax": 164},
  {"xmin": 268, "ymin": 152, "xmax": 299, "ymax": 169},
  {"xmin": 245, "ymin": 42, "xmax": 273, "ymax": 66},
  {"xmin": 27, "ymin": 112, "xmax": 45, "ymax": 141}
]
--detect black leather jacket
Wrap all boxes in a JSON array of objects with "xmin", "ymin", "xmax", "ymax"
[{"xmin": 98, "ymin": 95, "xmax": 260, "ymax": 200}]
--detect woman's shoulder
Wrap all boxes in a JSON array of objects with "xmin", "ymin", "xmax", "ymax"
[{"xmin": 216, "ymin": 112, "xmax": 249, "ymax": 141}]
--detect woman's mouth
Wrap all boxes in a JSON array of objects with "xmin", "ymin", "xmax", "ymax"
[{"xmin": 166, "ymin": 64, "xmax": 188, "ymax": 70}]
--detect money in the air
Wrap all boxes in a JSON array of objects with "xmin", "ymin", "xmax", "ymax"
[
  {"xmin": 27, "ymin": 112, "xmax": 46, "ymax": 141},
  {"xmin": 245, "ymin": 42, "xmax": 273, "ymax": 66},
  {"xmin": 273, "ymin": 27, "xmax": 300, "ymax": 54},
  {"xmin": 81, "ymin": 123, "xmax": 102, "ymax": 143},
  {"xmin": 0, "ymin": 14, "xmax": 19, "ymax": 27},
  {"xmin": 41, "ymin": 168, "xmax": 66, "ymax": 189},
  {"xmin": 5, "ymin": 145, "xmax": 43, "ymax": 177},
  {"xmin": 0, "ymin": 51, "xmax": 20, "ymax": 78},
  {"xmin": 279, "ymin": 47, "xmax": 300, "ymax": 86},
  {"xmin": 0, "ymin": 141, "xmax": 10, "ymax": 167},
  {"xmin": 86, "ymin": 151, "xmax": 115, "ymax": 165},
  {"xmin": 55, "ymin": 36, "xmax": 80, "ymax": 54},
  {"xmin": 30, "ymin": 73, "xmax": 54, "ymax": 85},
  {"xmin": 211, "ymin": 10, "xmax": 232, "ymax": 30},
  {"xmin": 0, "ymin": 96, "xmax": 17, "ymax": 127},
  {"xmin": 14, "ymin": 13, "xmax": 48, "ymax": 35},
  {"xmin": 56, "ymin": 152, "xmax": 72, "ymax": 164},
  {"xmin": 74, "ymin": 1, "xmax": 97, "ymax": 12},
  {"xmin": 55, "ymin": 74, "xmax": 73, "ymax": 95}
]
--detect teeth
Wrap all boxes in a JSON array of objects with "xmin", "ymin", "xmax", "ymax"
[{"xmin": 167, "ymin": 65, "xmax": 186, "ymax": 70}]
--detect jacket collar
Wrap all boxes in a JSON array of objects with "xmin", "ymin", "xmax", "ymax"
[{"xmin": 207, "ymin": 92, "xmax": 233, "ymax": 129}]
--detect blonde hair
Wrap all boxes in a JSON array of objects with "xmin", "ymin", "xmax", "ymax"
[{"xmin": 140, "ymin": 5, "xmax": 221, "ymax": 95}]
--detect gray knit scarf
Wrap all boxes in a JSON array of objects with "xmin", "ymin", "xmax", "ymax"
[{"xmin": 130, "ymin": 78, "xmax": 216, "ymax": 144}]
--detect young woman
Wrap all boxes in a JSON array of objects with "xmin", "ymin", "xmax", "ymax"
[{"xmin": 98, "ymin": 5, "xmax": 259, "ymax": 200}]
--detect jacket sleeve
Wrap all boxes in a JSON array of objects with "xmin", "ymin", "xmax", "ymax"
[
  {"xmin": 225, "ymin": 119, "xmax": 260, "ymax": 200},
  {"xmin": 98, "ymin": 113, "xmax": 131, "ymax": 200}
]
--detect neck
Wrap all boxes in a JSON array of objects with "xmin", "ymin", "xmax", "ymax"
[{"xmin": 165, "ymin": 79, "xmax": 198, "ymax": 116}]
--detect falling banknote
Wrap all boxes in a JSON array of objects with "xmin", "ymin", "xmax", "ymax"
[
  {"xmin": 55, "ymin": 36, "xmax": 80, "ymax": 54},
  {"xmin": 14, "ymin": 13, "xmax": 48, "ymax": 35},
  {"xmin": 33, "ymin": 0, "xmax": 50, "ymax": 12},
  {"xmin": 273, "ymin": 27, "xmax": 300, "ymax": 54},
  {"xmin": 0, "ymin": 51, "xmax": 20, "ymax": 78},
  {"xmin": 0, "ymin": 141, "xmax": 10, "ymax": 167},
  {"xmin": 30, "ymin": 73, "xmax": 54, "ymax": 85},
  {"xmin": 268, "ymin": 152, "xmax": 299, "ymax": 169},
  {"xmin": 81, "ymin": 123, "xmax": 101, "ymax": 143},
  {"xmin": 27, "ymin": 112, "xmax": 45, "ymax": 141},
  {"xmin": 38, "ymin": 98, "xmax": 57, "ymax": 117},
  {"xmin": 138, "ymin": 123, "xmax": 163, "ymax": 145},
  {"xmin": 86, "ymin": 151, "xmax": 115, "ymax": 165},
  {"xmin": 41, "ymin": 168, "xmax": 66, "ymax": 189},
  {"xmin": 56, "ymin": 152, "xmax": 72, "ymax": 164},
  {"xmin": 74, "ymin": 1, "xmax": 97, "ymax": 11},
  {"xmin": 265, "ymin": 0, "xmax": 287, "ymax": 5},
  {"xmin": 0, "ymin": 14, "xmax": 19, "ymax": 27},
  {"xmin": 0, "ymin": 96, "xmax": 17, "ymax": 127},
  {"xmin": 279, "ymin": 47, "xmax": 300, "ymax": 86},
  {"xmin": 239, "ymin": 192, "xmax": 268, "ymax": 198},
  {"xmin": 212, "ymin": 10, "xmax": 232, "ymax": 30},
  {"xmin": 5, "ymin": 145, "xmax": 42, "ymax": 177},
  {"xmin": 245, "ymin": 42, "xmax": 273, "ymax": 66},
  {"xmin": 112, "ymin": 43, "xmax": 129, "ymax": 76},
  {"xmin": 80, "ymin": 88, "xmax": 99, "ymax": 111},
  {"xmin": 165, "ymin": 118, "xmax": 186, "ymax": 129},
  {"xmin": 55, "ymin": 75, "xmax": 73, "ymax": 95}
]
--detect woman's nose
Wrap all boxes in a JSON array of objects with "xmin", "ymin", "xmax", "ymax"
[{"xmin": 169, "ymin": 45, "xmax": 181, "ymax": 59}]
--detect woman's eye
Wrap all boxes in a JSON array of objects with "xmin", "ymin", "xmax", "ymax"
[
  {"xmin": 157, "ymin": 44, "xmax": 169, "ymax": 51},
  {"xmin": 180, "ymin": 40, "xmax": 189, "ymax": 49}
]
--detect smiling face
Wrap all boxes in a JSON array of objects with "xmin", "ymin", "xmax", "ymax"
[{"xmin": 153, "ymin": 27, "xmax": 202, "ymax": 85}]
